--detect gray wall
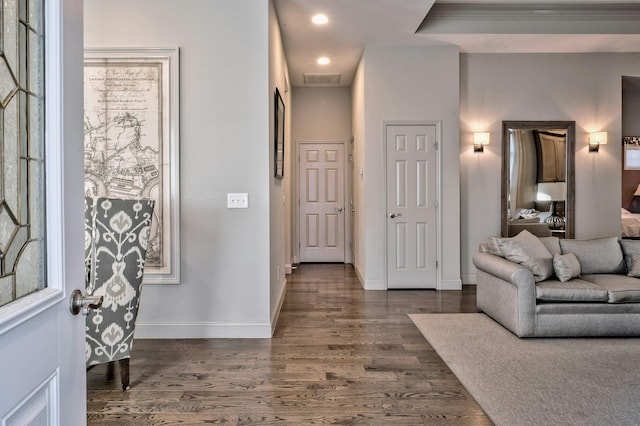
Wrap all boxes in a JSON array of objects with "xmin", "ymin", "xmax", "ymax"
[
  {"xmin": 461, "ymin": 53, "xmax": 640, "ymax": 283},
  {"xmin": 85, "ymin": 0, "xmax": 278, "ymax": 337}
]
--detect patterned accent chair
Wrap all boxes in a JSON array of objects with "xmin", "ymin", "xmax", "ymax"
[{"xmin": 84, "ymin": 197, "xmax": 155, "ymax": 390}]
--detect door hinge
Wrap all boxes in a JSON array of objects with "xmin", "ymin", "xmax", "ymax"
[
  {"xmin": 436, "ymin": 260, "xmax": 438, "ymax": 269},
  {"xmin": 434, "ymin": 142, "xmax": 439, "ymax": 150},
  {"xmin": 434, "ymin": 200, "xmax": 438, "ymax": 209}
]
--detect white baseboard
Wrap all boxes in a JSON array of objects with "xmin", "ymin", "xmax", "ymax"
[
  {"xmin": 439, "ymin": 278, "xmax": 462, "ymax": 290},
  {"xmin": 354, "ymin": 264, "xmax": 365, "ymax": 287},
  {"xmin": 354, "ymin": 264, "xmax": 385, "ymax": 290},
  {"xmin": 271, "ymin": 277, "xmax": 287, "ymax": 335},
  {"xmin": 461, "ymin": 274, "xmax": 477, "ymax": 285},
  {"xmin": 135, "ymin": 322, "xmax": 272, "ymax": 338},
  {"xmin": 364, "ymin": 279, "xmax": 386, "ymax": 290}
]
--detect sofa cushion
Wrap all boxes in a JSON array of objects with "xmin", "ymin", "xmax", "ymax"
[
  {"xmin": 581, "ymin": 274, "xmax": 640, "ymax": 303},
  {"xmin": 539, "ymin": 236, "xmax": 561, "ymax": 256},
  {"xmin": 559, "ymin": 237, "xmax": 625, "ymax": 275},
  {"xmin": 495, "ymin": 230, "xmax": 554, "ymax": 282},
  {"xmin": 535, "ymin": 278, "xmax": 609, "ymax": 302},
  {"xmin": 627, "ymin": 255, "xmax": 640, "ymax": 278},
  {"xmin": 553, "ymin": 252, "xmax": 581, "ymax": 282}
]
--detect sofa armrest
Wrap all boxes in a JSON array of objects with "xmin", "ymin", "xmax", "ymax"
[
  {"xmin": 472, "ymin": 252, "xmax": 537, "ymax": 336},
  {"xmin": 472, "ymin": 252, "xmax": 535, "ymax": 289}
]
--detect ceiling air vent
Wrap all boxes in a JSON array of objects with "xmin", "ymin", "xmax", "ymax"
[{"xmin": 303, "ymin": 73, "xmax": 341, "ymax": 85}]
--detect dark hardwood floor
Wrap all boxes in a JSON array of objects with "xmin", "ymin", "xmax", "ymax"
[{"xmin": 87, "ymin": 263, "xmax": 492, "ymax": 425}]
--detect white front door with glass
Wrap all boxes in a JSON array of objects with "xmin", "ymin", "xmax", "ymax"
[{"xmin": 0, "ymin": 0, "xmax": 87, "ymax": 424}]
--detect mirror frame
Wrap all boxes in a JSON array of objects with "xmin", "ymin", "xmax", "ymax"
[{"xmin": 501, "ymin": 121, "xmax": 576, "ymax": 239}]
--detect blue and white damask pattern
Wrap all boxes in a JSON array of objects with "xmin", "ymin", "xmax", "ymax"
[{"xmin": 85, "ymin": 197, "xmax": 155, "ymax": 367}]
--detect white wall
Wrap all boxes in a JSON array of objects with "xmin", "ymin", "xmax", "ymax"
[
  {"xmin": 461, "ymin": 53, "xmax": 640, "ymax": 283},
  {"xmin": 351, "ymin": 60, "xmax": 366, "ymax": 282},
  {"xmin": 268, "ymin": 1, "xmax": 291, "ymax": 331},
  {"xmin": 85, "ymin": 0, "xmax": 274, "ymax": 337},
  {"xmin": 360, "ymin": 45, "xmax": 461, "ymax": 290}
]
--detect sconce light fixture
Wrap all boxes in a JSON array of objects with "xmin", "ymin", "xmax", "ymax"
[
  {"xmin": 474, "ymin": 132, "xmax": 490, "ymax": 153},
  {"xmin": 589, "ymin": 131, "xmax": 607, "ymax": 152}
]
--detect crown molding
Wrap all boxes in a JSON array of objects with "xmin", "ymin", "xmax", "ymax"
[{"xmin": 425, "ymin": 3, "xmax": 640, "ymax": 22}]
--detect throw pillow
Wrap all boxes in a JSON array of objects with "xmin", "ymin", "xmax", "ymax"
[
  {"xmin": 539, "ymin": 236, "xmax": 561, "ymax": 256},
  {"xmin": 627, "ymin": 254, "xmax": 640, "ymax": 278},
  {"xmin": 559, "ymin": 237, "xmax": 625, "ymax": 275},
  {"xmin": 495, "ymin": 230, "xmax": 554, "ymax": 282},
  {"xmin": 480, "ymin": 237, "xmax": 502, "ymax": 256},
  {"xmin": 620, "ymin": 239, "xmax": 640, "ymax": 274},
  {"xmin": 553, "ymin": 253, "xmax": 581, "ymax": 282}
]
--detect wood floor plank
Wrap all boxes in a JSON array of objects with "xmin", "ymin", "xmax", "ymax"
[{"xmin": 87, "ymin": 263, "xmax": 492, "ymax": 424}]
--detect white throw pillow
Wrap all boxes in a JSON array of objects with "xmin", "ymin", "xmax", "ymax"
[{"xmin": 496, "ymin": 230, "xmax": 554, "ymax": 282}]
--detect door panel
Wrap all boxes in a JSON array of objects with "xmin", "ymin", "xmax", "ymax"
[
  {"xmin": 386, "ymin": 124, "xmax": 437, "ymax": 288},
  {"xmin": 299, "ymin": 143, "xmax": 345, "ymax": 262},
  {"xmin": 0, "ymin": 0, "xmax": 86, "ymax": 423}
]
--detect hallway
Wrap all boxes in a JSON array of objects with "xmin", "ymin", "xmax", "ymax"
[{"xmin": 87, "ymin": 263, "xmax": 491, "ymax": 424}]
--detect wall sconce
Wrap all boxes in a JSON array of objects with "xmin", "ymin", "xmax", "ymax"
[
  {"xmin": 474, "ymin": 132, "xmax": 490, "ymax": 153},
  {"xmin": 589, "ymin": 132, "xmax": 607, "ymax": 152}
]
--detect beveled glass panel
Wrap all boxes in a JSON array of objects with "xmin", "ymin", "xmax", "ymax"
[
  {"xmin": 28, "ymin": 96, "xmax": 42, "ymax": 159},
  {"xmin": 4, "ymin": 98, "xmax": 19, "ymax": 210},
  {"xmin": 29, "ymin": 159, "xmax": 44, "ymax": 239},
  {"xmin": 18, "ymin": 22, "xmax": 27, "ymax": 88},
  {"xmin": 0, "ymin": 0, "xmax": 46, "ymax": 308},
  {"xmin": 0, "ymin": 206, "xmax": 18, "ymax": 252},
  {"xmin": 28, "ymin": 0, "xmax": 42, "ymax": 33},
  {"xmin": 3, "ymin": 0, "xmax": 19, "ymax": 72},
  {"xmin": 15, "ymin": 240, "xmax": 44, "ymax": 298},
  {"xmin": 4, "ymin": 226, "xmax": 27, "ymax": 274},
  {"xmin": 0, "ymin": 276, "xmax": 13, "ymax": 306},
  {"xmin": 28, "ymin": 30, "xmax": 43, "ymax": 96},
  {"xmin": 19, "ymin": 157, "xmax": 28, "ymax": 223},
  {"xmin": 0, "ymin": 57, "xmax": 18, "ymax": 106}
]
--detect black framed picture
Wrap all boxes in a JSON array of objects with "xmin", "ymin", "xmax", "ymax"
[{"xmin": 274, "ymin": 88, "xmax": 285, "ymax": 179}]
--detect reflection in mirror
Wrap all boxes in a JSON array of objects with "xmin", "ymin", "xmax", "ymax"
[{"xmin": 502, "ymin": 121, "xmax": 575, "ymax": 239}]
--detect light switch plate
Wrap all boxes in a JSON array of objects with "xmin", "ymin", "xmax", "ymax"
[{"xmin": 227, "ymin": 193, "xmax": 249, "ymax": 208}]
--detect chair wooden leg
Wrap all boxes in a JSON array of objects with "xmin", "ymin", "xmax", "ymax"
[{"xmin": 119, "ymin": 358, "xmax": 130, "ymax": 391}]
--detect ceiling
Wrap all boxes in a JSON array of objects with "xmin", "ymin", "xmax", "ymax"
[{"xmin": 273, "ymin": 0, "xmax": 640, "ymax": 88}]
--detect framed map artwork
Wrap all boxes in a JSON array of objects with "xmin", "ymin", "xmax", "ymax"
[{"xmin": 84, "ymin": 48, "xmax": 181, "ymax": 284}]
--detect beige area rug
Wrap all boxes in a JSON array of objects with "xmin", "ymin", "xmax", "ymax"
[{"xmin": 409, "ymin": 313, "xmax": 640, "ymax": 426}]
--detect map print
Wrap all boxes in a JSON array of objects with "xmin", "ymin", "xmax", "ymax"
[{"xmin": 84, "ymin": 62, "xmax": 164, "ymax": 268}]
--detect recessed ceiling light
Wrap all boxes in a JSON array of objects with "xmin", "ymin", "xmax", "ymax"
[
  {"xmin": 317, "ymin": 57, "xmax": 330, "ymax": 65},
  {"xmin": 312, "ymin": 14, "xmax": 328, "ymax": 25}
]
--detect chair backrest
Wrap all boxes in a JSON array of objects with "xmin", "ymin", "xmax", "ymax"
[{"xmin": 85, "ymin": 197, "xmax": 155, "ymax": 366}]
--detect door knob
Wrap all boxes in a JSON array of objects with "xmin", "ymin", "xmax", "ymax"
[
  {"xmin": 69, "ymin": 289, "xmax": 103, "ymax": 316},
  {"xmin": 389, "ymin": 213, "xmax": 402, "ymax": 219},
  {"xmin": 336, "ymin": 207, "xmax": 344, "ymax": 213}
]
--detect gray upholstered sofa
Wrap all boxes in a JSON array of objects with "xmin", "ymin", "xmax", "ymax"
[{"xmin": 473, "ymin": 231, "xmax": 640, "ymax": 337}]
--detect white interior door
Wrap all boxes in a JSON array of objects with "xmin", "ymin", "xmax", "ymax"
[
  {"xmin": 386, "ymin": 124, "xmax": 438, "ymax": 289},
  {"xmin": 299, "ymin": 143, "xmax": 345, "ymax": 262},
  {"xmin": 0, "ymin": 0, "xmax": 86, "ymax": 424}
]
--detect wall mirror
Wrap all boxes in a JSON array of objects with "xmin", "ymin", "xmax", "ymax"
[{"xmin": 501, "ymin": 121, "xmax": 575, "ymax": 239}]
